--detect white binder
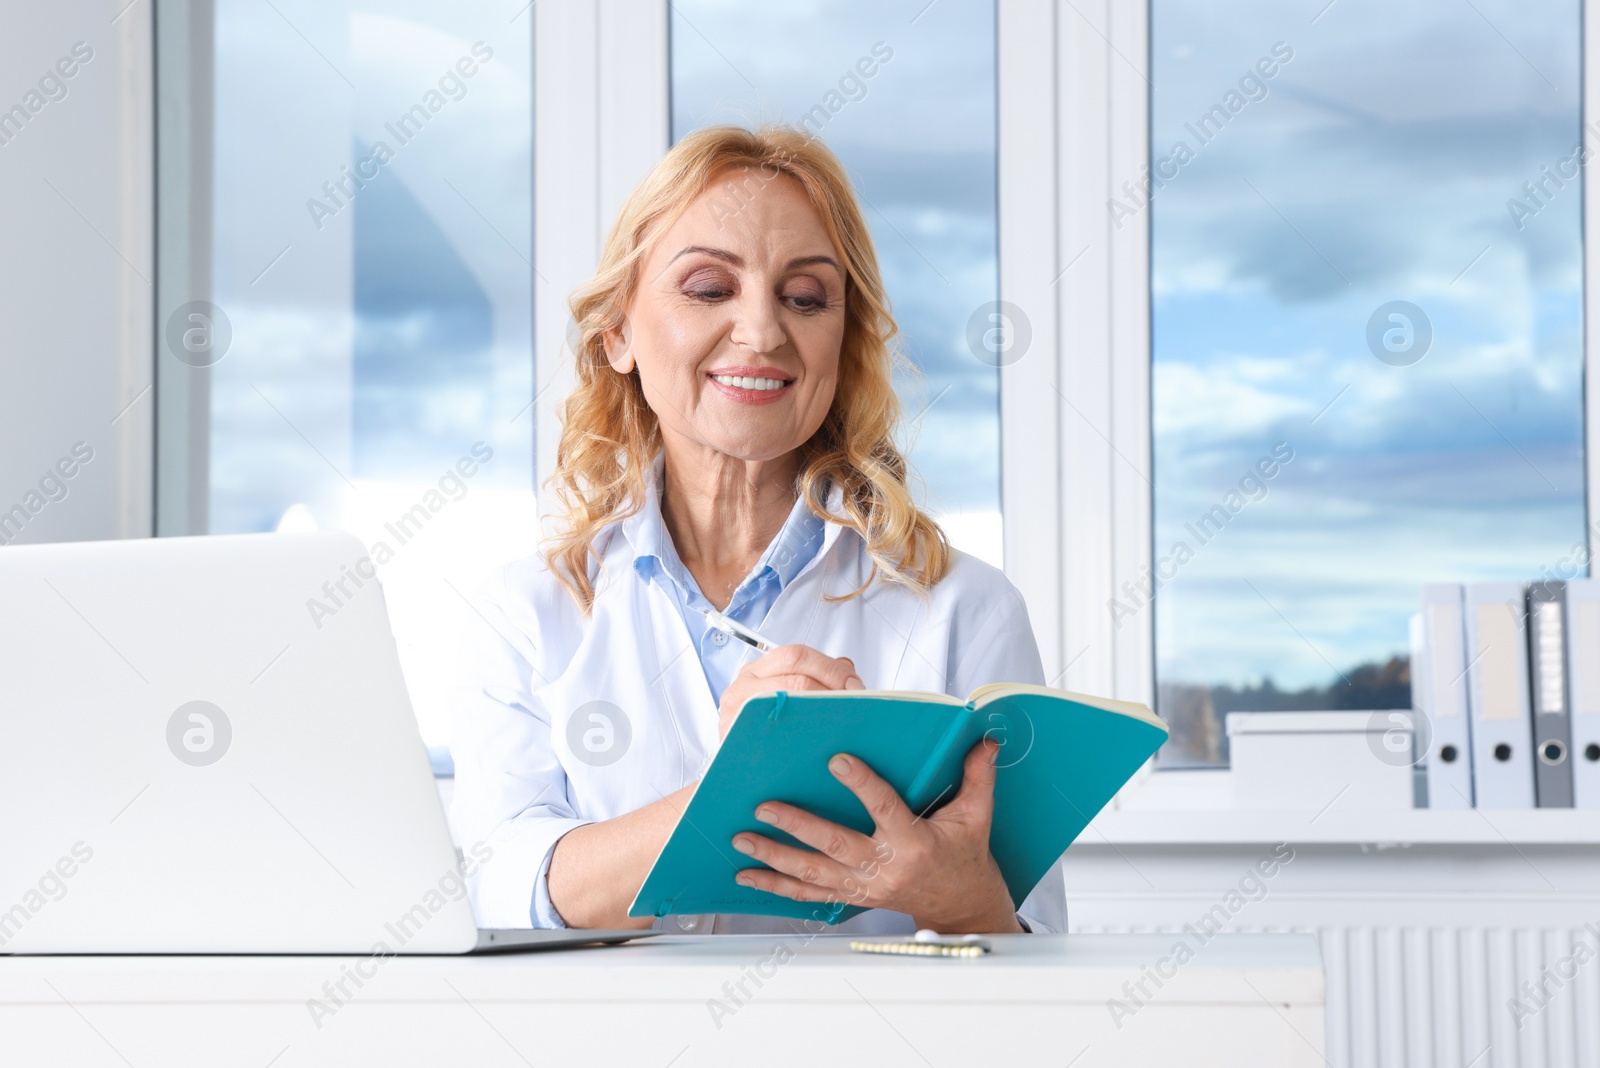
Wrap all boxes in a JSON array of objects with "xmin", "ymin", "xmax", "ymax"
[
  {"xmin": 1418, "ymin": 585, "xmax": 1473, "ymax": 808},
  {"xmin": 1462, "ymin": 582, "xmax": 1536, "ymax": 808},
  {"xmin": 1565, "ymin": 577, "xmax": 1600, "ymax": 808}
]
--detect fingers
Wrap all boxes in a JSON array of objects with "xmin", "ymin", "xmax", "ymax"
[
  {"xmin": 749, "ymin": 800, "xmax": 875, "ymax": 863},
  {"xmin": 731, "ymin": 831, "xmax": 853, "ymax": 896},
  {"xmin": 749, "ymin": 644, "xmax": 862, "ymax": 691},
  {"xmin": 735, "ymin": 865, "xmax": 851, "ymax": 905},
  {"xmin": 946, "ymin": 738, "xmax": 999, "ymax": 821},
  {"xmin": 828, "ymin": 753, "xmax": 913, "ymax": 835},
  {"xmin": 763, "ymin": 673, "xmax": 834, "ymax": 693},
  {"xmin": 719, "ymin": 664, "xmax": 843, "ymax": 737}
]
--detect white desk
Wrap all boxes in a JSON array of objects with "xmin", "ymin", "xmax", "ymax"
[{"xmin": 0, "ymin": 933, "xmax": 1325, "ymax": 1066}]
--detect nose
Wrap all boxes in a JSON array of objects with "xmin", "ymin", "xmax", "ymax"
[{"xmin": 727, "ymin": 289, "xmax": 788, "ymax": 354}]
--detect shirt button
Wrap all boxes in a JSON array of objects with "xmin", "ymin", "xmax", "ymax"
[
  {"xmin": 710, "ymin": 630, "xmax": 728, "ymax": 645},
  {"xmin": 678, "ymin": 915, "xmax": 699, "ymax": 931}
]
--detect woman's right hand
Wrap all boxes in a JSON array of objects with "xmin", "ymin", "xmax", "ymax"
[
  {"xmin": 551, "ymin": 646, "xmax": 863, "ymax": 928},
  {"xmin": 717, "ymin": 644, "xmax": 864, "ymax": 741}
]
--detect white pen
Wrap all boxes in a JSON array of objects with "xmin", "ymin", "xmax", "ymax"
[
  {"xmin": 696, "ymin": 605, "xmax": 782, "ymax": 653},
  {"xmin": 697, "ymin": 606, "xmax": 867, "ymax": 690}
]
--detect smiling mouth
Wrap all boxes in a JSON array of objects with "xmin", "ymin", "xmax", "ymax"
[{"xmin": 707, "ymin": 374, "xmax": 791, "ymax": 392}]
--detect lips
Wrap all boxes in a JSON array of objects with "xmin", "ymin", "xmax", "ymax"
[
  {"xmin": 708, "ymin": 374, "xmax": 788, "ymax": 391},
  {"xmin": 707, "ymin": 367, "xmax": 793, "ymax": 383},
  {"xmin": 705, "ymin": 371, "xmax": 793, "ymax": 406}
]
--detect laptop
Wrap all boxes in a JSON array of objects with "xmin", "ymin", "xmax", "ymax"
[{"xmin": 0, "ymin": 531, "xmax": 653, "ymax": 955}]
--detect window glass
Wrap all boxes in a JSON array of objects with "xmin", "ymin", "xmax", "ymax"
[
  {"xmin": 1148, "ymin": 0, "xmax": 1585, "ymax": 764},
  {"xmin": 670, "ymin": 0, "xmax": 1004, "ymax": 566},
  {"xmin": 205, "ymin": 1, "xmax": 534, "ymax": 751}
]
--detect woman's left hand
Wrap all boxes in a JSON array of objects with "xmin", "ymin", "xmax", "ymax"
[{"xmin": 730, "ymin": 738, "xmax": 1024, "ymax": 934}]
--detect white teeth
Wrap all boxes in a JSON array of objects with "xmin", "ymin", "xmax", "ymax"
[{"xmin": 711, "ymin": 374, "xmax": 786, "ymax": 391}]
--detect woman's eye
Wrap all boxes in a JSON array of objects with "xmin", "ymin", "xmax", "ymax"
[
  {"xmin": 787, "ymin": 293, "xmax": 827, "ymax": 311},
  {"xmin": 680, "ymin": 267, "xmax": 735, "ymax": 301}
]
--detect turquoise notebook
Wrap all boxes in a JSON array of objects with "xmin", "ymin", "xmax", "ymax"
[{"xmin": 628, "ymin": 684, "xmax": 1169, "ymax": 924}]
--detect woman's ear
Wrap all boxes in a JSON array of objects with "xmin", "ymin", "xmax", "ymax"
[{"xmin": 601, "ymin": 321, "xmax": 635, "ymax": 374}]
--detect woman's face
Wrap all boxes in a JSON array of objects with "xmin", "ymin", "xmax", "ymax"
[{"xmin": 604, "ymin": 168, "xmax": 847, "ymax": 465}]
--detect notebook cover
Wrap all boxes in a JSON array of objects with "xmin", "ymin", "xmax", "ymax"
[{"xmin": 628, "ymin": 687, "xmax": 1168, "ymax": 923}]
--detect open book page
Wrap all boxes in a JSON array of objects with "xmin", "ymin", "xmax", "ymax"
[
  {"xmin": 966, "ymin": 682, "xmax": 1166, "ymax": 729},
  {"xmin": 797, "ymin": 689, "xmax": 966, "ymax": 706}
]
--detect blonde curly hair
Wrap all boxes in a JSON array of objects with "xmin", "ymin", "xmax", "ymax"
[{"xmin": 543, "ymin": 123, "xmax": 952, "ymax": 615}]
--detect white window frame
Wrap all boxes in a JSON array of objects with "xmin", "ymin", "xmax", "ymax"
[
  {"xmin": 154, "ymin": 0, "xmax": 214, "ymax": 537},
  {"xmin": 998, "ymin": 0, "xmax": 1151, "ymax": 708},
  {"xmin": 531, "ymin": 0, "xmax": 669, "ymax": 511},
  {"xmin": 142, "ymin": 1, "xmax": 1600, "ymax": 807}
]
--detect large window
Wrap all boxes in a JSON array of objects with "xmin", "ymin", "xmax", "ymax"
[
  {"xmin": 169, "ymin": 1, "xmax": 535, "ymax": 753},
  {"xmin": 141, "ymin": 2, "xmax": 1600, "ymax": 796},
  {"xmin": 1149, "ymin": 0, "xmax": 1586, "ymax": 765},
  {"xmin": 669, "ymin": 0, "xmax": 1004, "ymax": 566}
]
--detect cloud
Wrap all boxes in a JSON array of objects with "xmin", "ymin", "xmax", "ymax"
[
  {"xmin": 1148, "ymin": 0, "xmax": 1582, "ymax": 305},
  {"xmin": 670, "ymin": 0, "xmax": 996, "ymax": 153}
]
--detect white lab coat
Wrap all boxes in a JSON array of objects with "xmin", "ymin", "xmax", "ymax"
[{"xmin": 449, "ymin": 478, "xmax": 1067, "ymax": 935}]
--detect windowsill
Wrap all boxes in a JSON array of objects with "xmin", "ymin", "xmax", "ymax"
[
  {"xmin": 433, "ymin": 770, "xmax": 1598, "ymax": 850},
  {"xmin": 1085, "ymin": 805, "xmax": 1600, "ymax": 846},
  {"xmin": 1083, "ymin": 768, "xmax": 1600, "ymax": 845}
]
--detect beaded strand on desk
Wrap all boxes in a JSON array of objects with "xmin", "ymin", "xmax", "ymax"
[{"xmin": 848, "ymin": 931, "xmax": 991, "ymax": 958}]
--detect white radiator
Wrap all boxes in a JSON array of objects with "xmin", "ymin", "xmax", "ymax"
[{"xmin": 1073, "ymin": 923, "xmax": 1600, "ymax": 1067}]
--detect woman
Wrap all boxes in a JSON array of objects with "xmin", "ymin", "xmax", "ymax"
[{"xmin": 451, "ymin": 124, "xmax": 1064, "ymax": 936}]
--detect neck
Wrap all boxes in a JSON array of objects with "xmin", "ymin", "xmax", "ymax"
[{"xmin": 657, "ymin": 441, "xmax": 802, "ymax": 579}]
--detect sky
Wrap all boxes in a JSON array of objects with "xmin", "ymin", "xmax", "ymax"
[
  {"xmin": 210, "ymin": 0, "xmax": 534, "ymax": 536},
  {"xmin": 208, "ymin": 1, "xmax": 537, "ymax": 747},
  {"xmin": 1150, "ymin": 0, "xmax": 1587, "ymax": 695}
]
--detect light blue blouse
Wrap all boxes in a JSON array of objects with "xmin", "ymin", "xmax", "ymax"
[{"xmin": 627, "ymin": 449, "xmax": 827, "ymax": 708}]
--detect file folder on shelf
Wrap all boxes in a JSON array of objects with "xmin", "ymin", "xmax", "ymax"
[
  {"xmin": 1526, "ymin": 582, "xmax": 1574, "ymax": 808},
  {"xmin": 1565, "ymin": 578, "xmax": 1600, "ymax": 809},
  {"xmin": 1417, "ymin": 584, "xmax": 1473, "ymax": 808},
  {"xmin": 1462, "ymin": 582, "xmax": 1536, "ymax": 809}
]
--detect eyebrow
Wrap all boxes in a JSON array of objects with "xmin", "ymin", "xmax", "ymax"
[{"xmin": 666, "ymin": 245, "xmax": 842, "ymax": 273}]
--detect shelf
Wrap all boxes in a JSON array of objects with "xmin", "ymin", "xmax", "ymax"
[{"xmin": 1079, "ymin": 807, "xmax": 1600, "ymax": 847}]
